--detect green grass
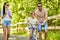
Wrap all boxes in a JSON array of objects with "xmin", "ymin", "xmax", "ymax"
[{"xmin": 47, "ymin": 30, "xmax": 60, "ymax": 40}]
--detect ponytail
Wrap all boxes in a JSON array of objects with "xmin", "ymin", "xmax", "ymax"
[
  {"xmin": 3, "ymin": 2, "xmax": 8, "ymax": 15},
  {"xmin": 3, "ymin": 5, "xmax": 5, "ymax": 15}
]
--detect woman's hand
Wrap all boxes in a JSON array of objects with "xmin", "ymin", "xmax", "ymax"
[
  {"xmin": 8, "ymin": 13, "xmax": 12, "ymax": 18},
  {"xmin": 2, "ymin": 14, "xmax": 6, "ymax": 19}
]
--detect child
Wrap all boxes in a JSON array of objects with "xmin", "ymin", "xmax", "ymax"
[{"xmin": 27, "ymin": 11, "xmax": 37, "ymax": 40}]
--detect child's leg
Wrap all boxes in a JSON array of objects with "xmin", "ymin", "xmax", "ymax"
[
  {"xmin": 29, "ymin": 29, "xmax": 33, "ymax": 40},
  {"xmin": 36, "ymin": 27, "xmax": 38, "ymax": 34}
]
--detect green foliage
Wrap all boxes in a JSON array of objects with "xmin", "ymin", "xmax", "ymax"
[
  {"xmin": 0, "ymin": 0, "xmax": 59, "ymax": 26},
  {"xmin": 47, "ymin": 31, "xmax": 60, "ymax": 40}
]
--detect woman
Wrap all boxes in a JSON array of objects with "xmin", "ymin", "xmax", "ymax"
[{"xmin": 1, "ymin": 2, "xmax": 12, "ymax": 40}]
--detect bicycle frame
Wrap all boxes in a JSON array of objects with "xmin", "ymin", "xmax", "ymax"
[{"xmin": 29, "ymin": 24, "xmax": 37, "ymax": 40}]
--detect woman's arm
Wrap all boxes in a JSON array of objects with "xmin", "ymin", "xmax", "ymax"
[
  {"xmin": 8, "ymin": 10, "xmax": 12, "ymax": 18},
  {"xmin": 2, "ymin": 14, "xmax": 6, "ymax": 19},
  {"xmin": 1, "ymin": 11, "xmax": 6, "ymax": 19},
  {"xmin": 8, "ymin": 14, "xmax": 12, "ymax": 18}
]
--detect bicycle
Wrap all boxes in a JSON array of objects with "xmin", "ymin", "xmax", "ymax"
[{"xmin": 29, "ymin": 23, "xmax": 38, "ymax": 40}]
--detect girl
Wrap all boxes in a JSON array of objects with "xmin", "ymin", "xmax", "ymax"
[
  {"xmin": 1, "ymin": 2, "xmax": 12, "ymax": 40},
  {"xmin": 27, "ymin": 11, "xmax": 37, "ymax": 40}
]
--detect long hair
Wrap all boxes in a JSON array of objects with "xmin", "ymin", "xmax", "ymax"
[{"xmin": 3, "ymin": 2, "xmax": 8, "ymax": 15}]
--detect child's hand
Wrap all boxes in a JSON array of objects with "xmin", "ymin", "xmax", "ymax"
[{"xmin": 2, "ymin": 14, "xmax": 6, "ymax": 19}]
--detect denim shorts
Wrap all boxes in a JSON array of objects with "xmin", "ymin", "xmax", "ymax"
[
  {"xmin": 38, "ymin": 22, "xmax": 48, "ymax": 32},
  {"xmin": 2, "ymin": 20, "xmax": 11, "ymax": 27}
]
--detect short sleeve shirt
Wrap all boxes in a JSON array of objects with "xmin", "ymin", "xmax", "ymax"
[{"xmin": 28, "ymin": 17, "xmax": 37, "ymax": 24}]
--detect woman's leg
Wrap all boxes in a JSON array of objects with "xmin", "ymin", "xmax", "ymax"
[
  {"xmin": 7, "ymin": 27, "xmax": 10, "ymax": 40},
  {"xmin": 7, "ymin": 21, "xmax": 11, "ymax": 40},
  {"xmin": 2, "ymin": 25, "xmax": 7, "ymax": 40}
]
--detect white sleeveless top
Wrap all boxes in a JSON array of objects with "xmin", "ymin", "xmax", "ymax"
[{"xmin": 1, "ymin": 10, "xmax": 12, "ymax": 21}]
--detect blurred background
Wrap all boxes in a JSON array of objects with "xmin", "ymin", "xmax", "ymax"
[{"xmin": 0, "ymin": 0, "xmax": 60, "ymax": 40}]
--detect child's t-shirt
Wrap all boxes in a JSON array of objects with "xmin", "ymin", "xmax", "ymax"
[{"xmin": 28, "ymin": 17, "xmax": 37, "ymax": 28}]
